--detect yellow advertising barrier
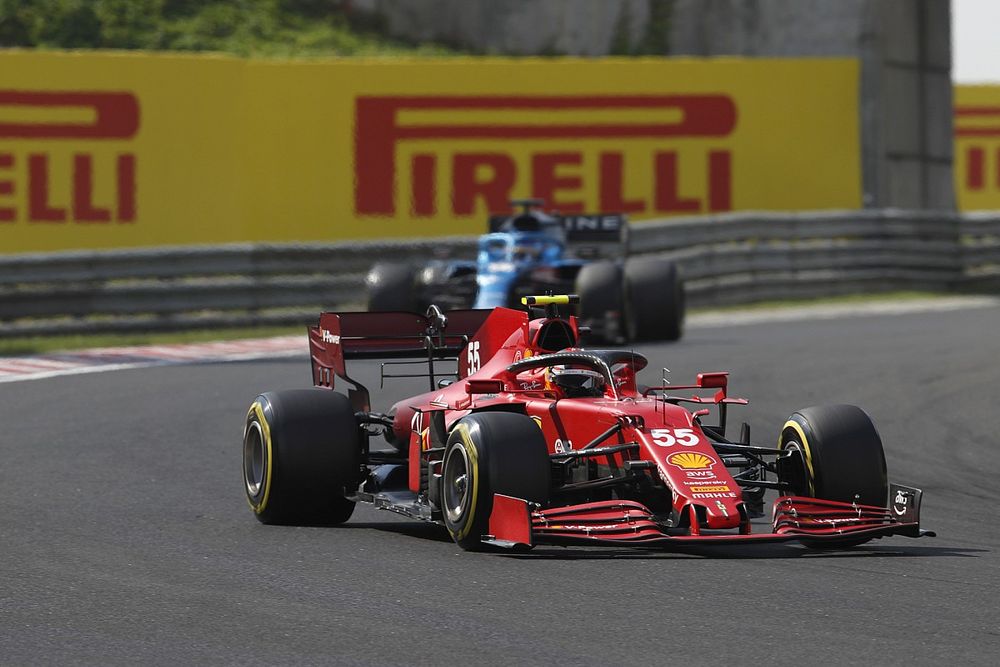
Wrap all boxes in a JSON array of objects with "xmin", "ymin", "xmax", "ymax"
[
  {"xmin": 0, "ymin": 52, "xmax": 861, "ymax": 253},
  {"xmin": 955, "ymin": 85, "xmax": 1000, "ymax": 211}
]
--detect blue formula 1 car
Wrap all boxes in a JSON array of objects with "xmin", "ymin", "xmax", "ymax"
[{"xmin": 365, "ymin": 200, "xmax": 685, "ymax": 343}]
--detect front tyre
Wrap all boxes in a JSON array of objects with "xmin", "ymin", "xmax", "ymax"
[
  {"xmin": 441, "ymin": 412, "xmax": 550, "ymax": 551},
  {"xmin": 243, "ymin": 389, "xmax": 362, "ymax": 525},
  {"xmin": 778, "ymin": 404, "xmax": 888, "ymax": 548},
  {"xmin": 778, "ymin": 404, "xmax": 887, "ymax": 506}
]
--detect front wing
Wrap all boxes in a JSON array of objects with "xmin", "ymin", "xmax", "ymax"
[{"xmin": 484, "ymin": 483, "xmax": 934, "ymax": 549}]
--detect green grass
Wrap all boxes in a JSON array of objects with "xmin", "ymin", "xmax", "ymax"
[{"xmin": 0, "ymin": 324, "xmax": 304, "ymax": 357}]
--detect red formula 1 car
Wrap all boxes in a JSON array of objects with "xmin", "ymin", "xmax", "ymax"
[{"xmin": 241, "ymin": 295, "xmax": 933, "ymax": 551}]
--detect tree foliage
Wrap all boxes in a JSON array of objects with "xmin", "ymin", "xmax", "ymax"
[{"xmin": 0, "ymin": 0, "xmax": 458, "ymax": 56}]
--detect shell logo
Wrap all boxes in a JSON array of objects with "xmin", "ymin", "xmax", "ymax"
[
  {"xmin": 530, "ymin": 415, "xmax": 543, "ymax": 429},
  {"xmin": 667, "ymin": 451, "xmax": 717, "ymax": 470}
]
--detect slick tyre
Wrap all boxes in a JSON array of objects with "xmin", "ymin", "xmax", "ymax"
[
  {"xmin": 778, "ymin": 404, "xmax": 888, "ymax": 506},
  {"xmin": 778, "ymin": 404, "xmax": 888, "ymax": 548},
  {"xmin": 623, "ymin": 258, "xmax": 684, "ymax": 342},
  {"xmin": 243, "ymin": 389, "xmax": 362, "ymax": 525},
  {"xmin": 575, "ymin": 261, "xmax": 624, "ymax": 344},
  {"xmin": 366, "ymin": 262, "xmax": 416, "ymax": 312},
  {"xmin": 441, "ymin": 412, "xmax": 550, "ymax": 551}
]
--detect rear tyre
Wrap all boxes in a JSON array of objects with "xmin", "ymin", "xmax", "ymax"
[
  {"xmin": 623, "ymin": 258, "xmax": 684, "ymax": 342},
  {"xmin": 441, "ymin": 412, "xmax": 550, "ymax": 551},
  {"xmin": 575, "ymin": 261, "xmax": 624, "ymax": 344},
  {"xmin": 366, "ymin": 262, "xmax": 416, "ymax": 312},
  {"xmin": 778, "ymin": 404, "xmax": 888, "ymax": 548},
  {"xmin": 243, "ymin": 389, "xmax": 362, "ymax": 525}
]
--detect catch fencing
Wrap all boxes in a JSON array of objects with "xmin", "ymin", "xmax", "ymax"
[{"xmin": 1, "ymin": 210, "xmax": 997, "ymax": 337}]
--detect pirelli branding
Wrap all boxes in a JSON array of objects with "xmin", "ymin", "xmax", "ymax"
[
  {"xmin": 689, "ymin": 485, "xmax": 731, "ymax": 493},
  {"xmin": 955, "ymin": 85, "xmax": 1000, "ymax": 210},
  {"xmin": 0, "ymin": 91, "xmax": 138, "ymax": 225},
  {"xmin": 354, "ymin": 94, "xmax": 736, "ymax": 218},
  {"xmin": 956, "ymin": 106, "xmax": 1000, "ymax": 192},
  {"xmin": 1, "ymin": 54, "xmax": 862, "ymax": 253}
]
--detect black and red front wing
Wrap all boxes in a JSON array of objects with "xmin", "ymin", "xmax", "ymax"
[{"xmin": 484, "ymin": 483, "xmax": 933, "ymax": 549}]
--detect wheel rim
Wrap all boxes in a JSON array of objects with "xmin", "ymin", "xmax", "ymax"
[
  {"xmin": 781, "ymin": 439, "xmax": 811, "ymax": 497},
  {"xmin": 443, "ymin": 444, "xmax": 471, "ymax": 524},
  {"xmin": 243, "ymin": 420, "xmax": 266, "ymax": 499}
]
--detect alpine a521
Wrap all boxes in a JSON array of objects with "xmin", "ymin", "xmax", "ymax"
[
  {"xmin": 365, "ymin": 200, "xmax": 684, "ymax": 343},
  {"xmin": 242, "ymin": 296, "xmax": 932, "ymax": 551}
]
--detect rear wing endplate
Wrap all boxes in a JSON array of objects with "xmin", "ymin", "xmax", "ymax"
[{"xmin": 308, "ymin": 309, "xmax": 492, "ymax": 410}]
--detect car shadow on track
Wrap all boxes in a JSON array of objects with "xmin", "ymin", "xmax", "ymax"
[
  {"xmin": 500, "ymin": 543, "xmax": 986, "ymax": 561},
  {"xmin": 341, "ymin": 521, "xmax": 455, "ymax": 543}
]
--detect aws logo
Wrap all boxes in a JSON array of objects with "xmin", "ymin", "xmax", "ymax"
[
  {"xmin": 0, "ymin": 90, "xmax": 139, "ymax": 224},
  {"xmin": 354, "ymin": 94, "xmax": 737, "ymax": 218}
]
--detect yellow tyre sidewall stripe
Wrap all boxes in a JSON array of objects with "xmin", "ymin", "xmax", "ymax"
[
  {"xmin": 246, "ymin": 401, "xmax": 274, "ymax": 514},
  {"xmin": 451, "ymin": 424, "xmax": 480, "ymax": 541},
  {"xmin": 780, "ymin": 418, "xmax": 816, "ymax": 496}
]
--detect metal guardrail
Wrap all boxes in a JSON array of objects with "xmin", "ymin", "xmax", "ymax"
[{"xmin": 1, "ymin": 210, "xmax": 997, "ymax": 337}]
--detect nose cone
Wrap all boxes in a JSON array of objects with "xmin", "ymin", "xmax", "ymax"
[{"xmin": 640, "ymin": 427, "xmax": 744, "ymax": 531}]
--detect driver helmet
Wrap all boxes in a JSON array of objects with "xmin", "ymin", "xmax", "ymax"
[{"xmin": 548, "ymin": 365, "xmax": 605, "ymax": 398}]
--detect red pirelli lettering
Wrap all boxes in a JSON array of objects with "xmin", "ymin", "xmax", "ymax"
[
  {"xmin": 0, "ymin": 91, "xmax": 139, "ymax": 139},
  {"xmin": 73, "ymin": 154, "xmax": 112, "ymax": 222},
  {"xmin": 452, "ymin": 153, "xmax": 516, "ymax": 215},
  {"xmin": 599, "ymin": 152, "xmax": 644, "ymax": 213},
  {"xmin": 955, "ymin": 106, "xmax": 1000, "ymax": 138},
  {"xmin": 966, "ymin": 147, "xmax": 985, "ymax": 190},
  {"xmin": 411, "ymin": 154, "xmax": 436, "ymax": 216},
  {"xmin": 708, "ymin": 150, "xmax": 731, "ymax": 211},
  {"xmin": 654, "ymin": 151, "xmax": 699, "ymax": 213},
  {"xmin": 355, "ymin": 94, "xmax": 737, "ymax": 216},
  {"xmin": 28, "ymin": 154, "xmax": 66, "ymax": 222},
  {"xmin": 0, "ymin": 92, "xmax": 139, "ymax": 224},
  {"xmin": 0, "ymin": 152, "xmax": 12, "ymax": 222},
  {"xmin": 117, "ymin": 153, "xmax": 136, "ymax": 222},
  {"xmin": 532, "ymin": 153, "xmax": 584, "ymax": 213}
]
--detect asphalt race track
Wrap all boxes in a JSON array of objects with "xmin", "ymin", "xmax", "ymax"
[{"xmin": 3, "ymin": 304, "xmax": 1000, "ymax": 665}]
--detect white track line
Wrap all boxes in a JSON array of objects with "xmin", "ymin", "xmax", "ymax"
[
  {"xmin": 687, "ymin": 295, "xmax": 1000, "ymax": 328},
  {"xmin": 0, "ymin": 336, "xmax": 306, "ymax": 384}
]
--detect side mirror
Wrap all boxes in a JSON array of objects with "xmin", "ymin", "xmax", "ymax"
[
  {"xmin": 697, "ymin": 372, "xmax": 729, "ymax": 389},
  {"xmin": 466, "ymin": 379, "xmax": 504, "ymax": 394}
]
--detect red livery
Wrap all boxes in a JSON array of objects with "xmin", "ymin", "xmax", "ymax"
[{"xmin": 241, "ymin": 296, "xmax": 932, "ymax": 551}]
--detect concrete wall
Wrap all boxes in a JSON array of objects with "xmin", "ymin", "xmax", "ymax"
[
  {"xmin": 668, "ymin": 0, "xmax": 954, "ymax": 210},
  {"xmin": 350, "ymin": 0, "xmax": 955, "ymax": 211},
  {"xmin": 350, "ymin": 0, "xmax": 651, "ymax": 56}
]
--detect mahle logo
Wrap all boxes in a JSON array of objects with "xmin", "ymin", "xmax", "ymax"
[
  {"xmin": 354, "ymin": 94, "xmax": 737, "ymax": 218},
  {"xmin": 0, "ymin": 90, "xmax": 139, "ymax": 224}
]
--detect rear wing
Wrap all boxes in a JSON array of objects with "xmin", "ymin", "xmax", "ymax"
[
  {"xmin": 487, "ymin": 212, "xmax": 628, "ymax": 260},
  {"xmin": 308, "ymin": 308, "xmax": 492, "ymax": 411}
]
